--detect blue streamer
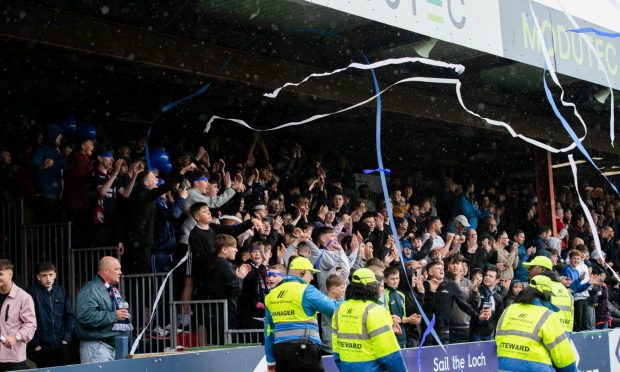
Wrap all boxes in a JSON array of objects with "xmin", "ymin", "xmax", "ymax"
[
  {"xmin": 567, "ymin": 27, "xmax": 620, "ymax": 38},
  {"xmin": 361, "ymin": 51, "xmax": 453, "ymax": 365},
  {"xmin": 542, "ymin": 66, "xmax": 619, "ymax": 196},
  {"xmin": 418, "ymin": 314, "xmax": 436, "ymax": 372},
  {"xmin": 363, "ymin": 168, "xmax": 391, "ymax": 175}
]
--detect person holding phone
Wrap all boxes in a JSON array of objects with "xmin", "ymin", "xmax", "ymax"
[{"xmin": 470, "ymin": 266, "xmax": 505, "ymax": 342}]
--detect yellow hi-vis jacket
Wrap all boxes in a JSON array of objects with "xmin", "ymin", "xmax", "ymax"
[
  {"xmin": 332, "ymin": 299, "xmax": 406, "ymax": 372},
  {"xmin": 496, "ymin": 302, "xmax": 577, "ymax": 372},
  {"xmin": 550, "ymin": 281, "xmax": 574, "ymax": 332}
]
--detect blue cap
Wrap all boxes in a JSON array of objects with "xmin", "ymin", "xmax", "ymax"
[{"xmin": 100, "ymin": 151, "xmax": 114, "ymax": 158}]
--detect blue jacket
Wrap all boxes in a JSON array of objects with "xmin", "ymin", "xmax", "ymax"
[
  {"xmin": 29, "ymin": 125, "xmax": 66, "ymax": 199},
  {"xmin": 27, "ymin": 283, "xmax": 74, "ymax": 349},
  {"xmin": 456, "ymin": 193, "xmax": 487, "ymax": 231},
  {"xmin": 264, "ymin": 276, "xmax": 339, "ymax": 363},
  {"xmin": 513, "ymin": 244, "xmax": 530, "ymax": 283},
  {"xmin": 560, "ymin": 266, "xmax": 590, "ymax": 294},
  {"xmin": 153, "ymin": 196, "xmax": 185, "ymax": 251}
]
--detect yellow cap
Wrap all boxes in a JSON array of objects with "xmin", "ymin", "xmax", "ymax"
[
  {"xmin": 522, "ymin": 256, "xmax": 553, "ymax": 270},
  {"xmin": 351, "ymin": 268, "xmax": 378, "ymax": 285},
  {"xmin": 530, "ymin": 275, "xmax": 557, "ymax": 295},
  {"xmin": 289, "ymin": 257, "xmax": 319, "ymax": 273}
]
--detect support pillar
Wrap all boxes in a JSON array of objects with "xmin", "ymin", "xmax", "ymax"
[{"xmin": 533, "ymin": 149, "xmax": 557, "ymax": 232}]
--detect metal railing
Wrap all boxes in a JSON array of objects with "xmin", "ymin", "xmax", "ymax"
[
  {"xmin": 171, "ymin": 300, "xmax": 229, "ymax": 348},
  {"xmin": 226, "ymin": 328, "xmax": 263, "ymax": 345},
  {"xmin": 68, "ymin": 246, "xmax": 119, "ymax": 303},
  {"xmin": 21, "ymin": 221, "xmax": 71, "ymax": 288},
  {"xmin": 120, "ymin": 272, "xmax": 175, "ymax": 354},
  {"xmin": 0, "ymin": 198, "xmax": 23, "ymax": 267}
]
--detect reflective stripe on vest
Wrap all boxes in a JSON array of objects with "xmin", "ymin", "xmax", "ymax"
[
  {"xmin": 496, "ymin": 304, "xmax": 555, "ymax": 365},
  {"xmin": 334, "ymin": 300, "xmax": 399, "ymax": 363},
  {"xmin": 496, "ymin": 306, "xmax": 553, "ymax": 344},
  {"xmin": 551, "ymin": 282, "xmax": 574, "ymax": 332},
  {"xmin": 274, "ymin": 328, "xmax": 320, "ymax": 339},
  {"xmin": 265, "ymin": 281, "xmax": 317, "ymax": 325}
]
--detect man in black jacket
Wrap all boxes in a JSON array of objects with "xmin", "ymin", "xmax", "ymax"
[
  {"xmin": 27, "ymin": 262, "xmax": 74, "ymax": 368},
  {"xmin": 422, "ymin": 260, "xmax": 489, "ymax": 345},
  {"xmin": 122, "ymin": 163, "xmax": 196, "ymax": 274}
]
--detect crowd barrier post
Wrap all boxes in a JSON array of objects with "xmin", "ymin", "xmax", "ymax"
[
  {"xmin": 21, "ymin": 221, "xmax": 71, "ymax": 288},
  {"xmin": 69, "ymin": 246, "xmax": 119, "ymax": 303}
]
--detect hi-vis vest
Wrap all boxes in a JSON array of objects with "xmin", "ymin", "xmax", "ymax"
[
  {"xmin": 550, "ymin": 282, "xmax": 574, "ymax": 332},
  {"xmin": 332, "ymin": 299, "xmax": 400, "ymax": 363},
  {"xmin": 496, "ymin": 303, "xmax": 576, "ymax": 370},
  {"xmin": 264, "ymin": 280, "xmax": 318, "ymax": 340}
]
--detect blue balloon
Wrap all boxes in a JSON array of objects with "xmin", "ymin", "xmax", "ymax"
[
  {"xmin": 78, "ymin": 124, "xmax": 97, "ymax": 140},
  {"xmin": 61, "ymin": 115, "xmax": 78, "ymax": 138},
  {"xmin": 149, "ymin": 149, "xmax": 172, "ymax": 174},
  {"xmin": 158, "ymin": 161, "xmax": 173, "ymax": 175}
]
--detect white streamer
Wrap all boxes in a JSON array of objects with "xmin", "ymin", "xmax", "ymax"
[
  {"xmin": 130, "ymin": 250, "xmax": 190, "ymax": 355},
  {"xmin": 554, "ymin": 0, "xmax": 616, "ymax": 146},
  {"xmin": 264, "ymin": 57, "xmax": 465, "ymax": 99},
  {"xmin": 568, "ymin": 155, "xmax": 620, "ymax": 282},
  {"xmin": 249, "ymin": 0, "xmax": 260, "ymax": 19},
  {"xmin": 206, "ymin": 69, "xmax": 582, "ymax": 154}
]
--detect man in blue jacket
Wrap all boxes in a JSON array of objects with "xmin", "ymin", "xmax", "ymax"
[
  {"xmin": 27, "ymin": 262, "xmax": 74, "ymax": 368},
  {"xmin": 28, "ymin": 124, "xmax": 66, "ymax": 222}
]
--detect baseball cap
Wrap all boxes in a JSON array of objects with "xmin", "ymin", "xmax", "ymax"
[
  {"xmin": 454, "ymin": 215, "xmax": 470, "ymax": 227},
  {"xmin": 351, "ymin": 268, "xmax": 378, "ymax": 285},
  {"xmin": 288, "ymin": 257, "xmax": 319, "ymax": 273},
  {"xmin": 530, "ymin": 275, "xmax": 557, "ymax": 295},
  {"xmin": 522, "ymin": 256, "xmax": 553, "ymax": 270}
]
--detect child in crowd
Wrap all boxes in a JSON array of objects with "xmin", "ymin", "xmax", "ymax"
[
  {"xmin": 384, "ymin": 266, "xmax": 420, "ymax": 348},
  {"xmin": 503, "ymin": 281, "xmax": 523, "ymax": 308},
  {"xmin": 204, "ymin": 234, "xmax": 251, "ymax": 344},
  {"xmin": 320, "ymin": 274, "xmax": 345, "ymax": 354}
]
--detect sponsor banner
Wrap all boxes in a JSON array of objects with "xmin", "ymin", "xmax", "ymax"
[
  {"xmin": 609, "ymin": 329, "xmax": 620, "ymax": 371},
  {"xmin": 323, "ymin": 340, "xmax": 497, "ymax": 371},
  {"xmin": 501, "ymin": 1, "xmax": 620, "ymax": 89},
  {"xmin": 302, "ymin": 0, "xmax": 620, "ymax": 89},
  {"xmin": 567, "ymin": 330, "xmax": 613, "ymax": 371},
  {"xmin": 303, "ymin": 0, "xmax": 503, "ymax": 56}
]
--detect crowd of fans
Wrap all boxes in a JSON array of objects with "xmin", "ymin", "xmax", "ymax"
[{"xmin": 1, "ymin": 122, "xmax": 620, "ymax": 354}]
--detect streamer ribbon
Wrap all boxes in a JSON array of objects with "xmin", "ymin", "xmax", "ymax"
[
  {"xmin": 361, "ymin": 51, "xmax": 450, "ymax": 362},
  {"xmin": 363, "ymin": 168, "xmax": 391, "ymax": 175},
  {"xmin": 418, "ymin": 315, "xmax": 436, "ymax": 372},
  {"xmin": 551, "ymin": 0, "xmax": 616, "ymax": 145},
  {"xmin": 542, "ymin": 65, "xmax": 619, "ymax": 195},
  {"xmin": 567, "ymin": 27, "xmax": 620, "ymax": 38},
  {"xmin": 130, "ymin": 249, "xmax": 189, "ymax": 354},
  {"xmin": 568, "ymin": 155, "xmax": 620, "ymax": 283}
]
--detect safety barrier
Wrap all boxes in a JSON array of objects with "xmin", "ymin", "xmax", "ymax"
[
  {"xmin": 120, "ymin": 272, "xmax": 175, "ymax": 354},
  {"xmin": 171, "ymin": 300, "xmax": 229, "ymax": 348},
  {"xmin": 227, "ymin": 328, "xmax": 263, "ymax": 345},
  {"xmin": 68, "ymin": 246, "xmax": 119, "ymax": 303},
  {"xmin": 21, "ymin": 221, "xmax": 71, "ymax": 288}
]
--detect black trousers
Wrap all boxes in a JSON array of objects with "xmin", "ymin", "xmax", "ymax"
[
  {"xmin": 0, "ymin": 361, "xmax": 27, "ymax": 371},
  {"xmin": 29, "ymin": 345, "xmax": 70, "ymax": 368},
  {"xmin": 273, "ymin": 342, "xmax": 324, "ymax": 372},
  {"xmin": 449, "ymin": 327, "xmax": 470, "ymax": 344}
]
